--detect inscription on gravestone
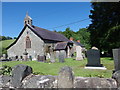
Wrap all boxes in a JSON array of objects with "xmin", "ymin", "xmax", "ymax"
[
  {"xmin": 112, "ymin": 48, "xmax": 120, "ymax": 72},
  {"xmin": 86, "ymin": 49, "xmax": 103, "ymax": 67}
]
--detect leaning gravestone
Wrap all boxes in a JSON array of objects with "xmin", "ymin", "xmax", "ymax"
[
  {"xmin": 11, "ymin": 64, "xmax": 32, "ymax": 88},
  {"xmin": 58, "ymin": 66, "xmax": 74, "ymax": 88},
  {"xmin": 59, "ymin": 50, "xmax": 65, "ymax": 63},
  {"xmin": 113, "ymin": 48, "xmax": 120, "ymax": 72},
  {"xmin": 86, "ymin": 49, "xmax": 103, "ymax": 67}
]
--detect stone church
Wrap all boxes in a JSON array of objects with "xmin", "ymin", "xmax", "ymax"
[{"xmin": 7, "ymin": 13, "xmax": 73, "ymax": 61}]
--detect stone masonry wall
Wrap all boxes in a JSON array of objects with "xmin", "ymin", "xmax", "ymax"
[
  {"xmin": 0, "ymin": 65, "xmax": 119, "ymax": 89},
  {"xmin": 7, "ymin": 26, "xmax": 44, "ymax": 59}
]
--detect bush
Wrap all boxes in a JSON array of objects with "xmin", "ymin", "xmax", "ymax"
[{"xmin": 0, "ymin": 65, "xmax": 12, "ymax": 75}]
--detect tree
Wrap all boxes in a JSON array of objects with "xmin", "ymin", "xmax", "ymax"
[
  {"xmin": 88, "ymin": 2, "xmax": 120, "ymax": 55},
  {"xmin": 76, "ymin": 28, "xmax": 91, "ymax": 49},
  {"xmin": 14, "ymin": 37, "xmax": 17, "ymax": 39},
  {"xmin": 57, "ymin": 27, "xmax": 90, "ymax": 49},
  {"xmin": 6, "ymin": 36, "xmax": 12, "ymax": 40}
]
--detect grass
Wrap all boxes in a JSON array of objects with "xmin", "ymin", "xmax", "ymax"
[
  {"xmin": 0, "ymin": 39, "xmax": 15, "ymax": 49},
  {"xmin": 0, "ymin": 39, "xmax": 15, "ymax": 54},
  {"xmin": 2, "ymin": 57, "xmax": 114, "ymax": 78},
  {"xmin": 0, "ymin": 40, "xmax": 114, "ymax": 78}
]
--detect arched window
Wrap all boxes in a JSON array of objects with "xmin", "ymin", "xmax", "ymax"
[{"xmin": 26, "ymin": 36, "xmax": 31, "ymax": 48}]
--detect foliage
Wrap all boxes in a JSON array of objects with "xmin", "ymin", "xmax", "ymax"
[
  {"xmin": 2, "ymin": 58, "xmax": 114, "ymax": 78},
  {"xmin": 0, "ymin": 35, "xmax": 13, "ymax": 41},
  {"xmin": 57, "ymin": 27, "xmax": 91, "ymax": 49},
  {"xmin": 0, "ymin": 65, "xmax": 12, "ymax": 75},
  {"xmin": 88, "ymin": 2, "xmax": 120, "ymax": 54}
]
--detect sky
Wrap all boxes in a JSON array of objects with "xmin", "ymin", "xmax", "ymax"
[{"xmin": 2, "ymin": 2, "xmax": 92, "ymax": 38}]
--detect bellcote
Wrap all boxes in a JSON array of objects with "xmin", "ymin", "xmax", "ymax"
[{"xmin": 24, "ymin": 12, "xmax": 32, "ymax": 26}]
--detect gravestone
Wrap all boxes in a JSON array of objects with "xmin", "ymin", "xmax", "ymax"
[
  {"xmin": 29, "ymin": 55, "xmax": 32, "ymax": 61},
  {"xmin": 86, "ymin": 49, "xmax": 103, "ymax": 67},
  {"xmin": 11, "ymin": 64, "xmax": 32, "ymax": 88},
  {"xmin": 58, "ymin": 66, "xmax": 74, "ymax": 88},
  {"xmin": 112, "ymin": 48, "xmax": 120, "ymax": 72},
  {"xmin": 38, "ymin": 56, "xmax": 45, "ymax": 62},
  {"xmin": 50, "ymin": 53, "xmax": 55, "ymax": 63},
  {"xmin": 55, "ymin": 51, "xmax": 59, "ymax": 59},
  {"xmin": 23, "ymin": 49, "xmax": 28, "ymax": 61},
  {"xmin": 59, "ymin": 50, "xmax": 65, "ymax": 63},
  {"xmin": 3, "ymin": 54, "xmax": 7, "ymax": 59},
  {"xmin": 50, "ymin": 47, "xmax": 55, "ymax": 63},
  {"xmin": 76, "ymin": 46, "xmax": 83, "ymax": 60}
]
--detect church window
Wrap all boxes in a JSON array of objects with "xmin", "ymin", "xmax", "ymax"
[{"xmin": 26, "ymin": 36, "xmax": 31, "ymax": 48}]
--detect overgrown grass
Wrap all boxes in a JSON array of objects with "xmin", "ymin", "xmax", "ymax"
[{"xmin": 2, "ymin": 57, "xmax": 114, "ymax": 78}]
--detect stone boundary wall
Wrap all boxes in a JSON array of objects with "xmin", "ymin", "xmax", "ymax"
[{"xmin": 0, "ymin": 64, "xmax": 119, "ymax": 89}]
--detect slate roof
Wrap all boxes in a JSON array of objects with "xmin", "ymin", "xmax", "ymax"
[
  {"xmin": 31, "ymin": 25, "xmax": 69, "ymax": 42},
  {"xmin": 7, "ymin": 24, "xmax": 71, "ymax": 49},
  {"xmin": 55, "ymin": 42, "xmax": 68, "ymax": 50}
]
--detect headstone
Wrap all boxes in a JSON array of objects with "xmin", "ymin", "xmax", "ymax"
[
  {"xmin": 76, "ymin": 46, "xmax": 83, "ymax": 60},
  {"xmin": 38, "ymin": 56, "xmax": 45, "ymax": 62},
  {"xmin": 20, "ymin": 56, "xmax": 23, "ymax": 61},
  {"xmin": 58, "ymin": 66, "xmax": 74, "ymax": 88},
  {"xmin": 59, "ymin": 50, "xmax": 65, "ymax": 63},
  {"xmin": 37, "ymin": 55, "xmax": 40, "ymax": 61},
  {"xmin": 50, "ymin": 47, "xmax": 55, "ymax": 63},
  {"xmin": 11, "ymin": 57, "xmax": 16, "ymax": 61},
  {"xmin": 23, "ymin": 55, "xmax": 28, "ymax": 61},
  {"xmin": 23, "ymin": 49, "xmax": 28, "ymax": 61},
  {"xmin": 112, "ymin": 48, "xmax": 120, "ymax": 72},
  {"xmin": 29, "ymin": 55, "xmax": 32, "ymax": 61},
  {"xmin": 11, "ymin": 64, "xmax": 32, "ymax": 88},
  {"xmin": 86, "ymin": 49, "xmax": 103, "ymax": 67},
  {"xmin": 50, "ymin": 53, "xmax": 55, "ymax": 63},
  {"xmin": 55, "ymin": 51, "xmax": 59, "ymax": 59},
  {"xmin": 3, "ymin": 54, "xmax": 7, "ymax": 59},
  {"xmin": 67, "ymin": 46, "xmax": 71, "ymax": 58}
]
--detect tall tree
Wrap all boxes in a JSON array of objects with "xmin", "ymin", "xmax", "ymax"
[{"xmin": 88, "ymin": 2, "xmax": 120, "ymax": 54}]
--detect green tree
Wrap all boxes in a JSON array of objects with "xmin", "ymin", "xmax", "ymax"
[
  {"xmin": 76, "ymin": 28, "xmax": 91, "ymax": 49},
  {"xmin": 88, "ymin": 2, "xmax": 120, "ymax": 54},
  {"xmin": 58, "ymin": 27, "xmax": 90, "ymax": 49}
]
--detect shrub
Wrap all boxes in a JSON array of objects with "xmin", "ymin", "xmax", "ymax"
[{"xmin": 0, "ymin": 65, "xmax": 12, "ymax": 75}]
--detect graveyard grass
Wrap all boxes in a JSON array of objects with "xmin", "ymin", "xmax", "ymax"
[{"xmin": 2, "ymin": 57, "xmax": 114, "ymax": 78}]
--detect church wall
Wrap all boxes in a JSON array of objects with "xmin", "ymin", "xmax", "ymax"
[{"xmin": 7, "ymin": 26, "xmax": 44, "ymax": 60}]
